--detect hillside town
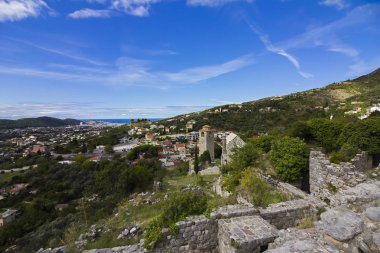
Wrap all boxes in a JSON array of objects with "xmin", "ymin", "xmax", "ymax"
[{"xmin": 0, "ymin": 119, "xmax": 246, "ymax": 226}]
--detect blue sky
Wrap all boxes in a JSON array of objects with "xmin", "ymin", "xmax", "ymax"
[{"xmin": 0, "ymin": 0, "xmax": 379, "ymax": 119}]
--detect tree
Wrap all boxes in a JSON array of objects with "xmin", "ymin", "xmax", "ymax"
[
  {"xmin": 81, "ymin": 144, "xmax": 88, "ymax": 154},
  {"xmin": 194, "ymin": 144, "xmax": 199, "ymax": 174},
  {"xmin": 252, "ymin": 134, "xmax": 276, "ymax": 153},
  {"xmin": 214, "ymin": 143, "xmax": 222, "ymax": 159},
  {"xmin": 269, "ymin": 137, "xmax": 309, "ymax": 182},
  {"xmin": 74, "ymin": 155, "xmax": 86, "ymax": 164},
  {"xmin": 105, "ymin": 145, "xmax": 114, "ymax": 154},
  {"xmin": 286, "ymin": 121, "xmax": 312, "ymax": 141},
  {"xmin": 338, "ymin": 117, "xmax": 380, "ymax": 155},
  {"xmin": 307, "ymin": 118, "xmax": 344, "ymax": 152},
  {"xmin": 230, "ymin": 142, "xmax": 260, "ymax": 170},
  {"xmin": 199, "ymin": 150, "xmax": 211, "ymax": 164}
]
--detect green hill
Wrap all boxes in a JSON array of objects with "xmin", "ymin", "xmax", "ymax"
[
  {"xmin": 0, "ymin": 117, "xmax": 81, "ymax": 129},
  {"xmin": 158, "ymin": 68, "xmax": 380, "ymax": 136}
]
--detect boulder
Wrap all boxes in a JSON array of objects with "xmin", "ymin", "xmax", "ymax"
[
  {"xmin": 318, "ymin": 206, "xmax": 363, "ymax": 241},
  {"xmin": 364, "ymin": 207, "xmax": 380, "ymax": 222}
]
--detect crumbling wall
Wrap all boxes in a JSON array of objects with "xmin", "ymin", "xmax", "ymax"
[
  {"xmin": 153, "ymin": 215, "xmax": 218, "ymax": 253},
  {"xmin": 309, "ymin": 150, "xmax": 371, "ymax": 202},
  {"xmin": 259, "ymin": 199, "xmax": 325, "ymax": 230}
]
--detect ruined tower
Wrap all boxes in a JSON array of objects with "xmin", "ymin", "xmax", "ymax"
[{"xmin": 199, "ymin": 125, "xmax": 215, "ymax": 161}]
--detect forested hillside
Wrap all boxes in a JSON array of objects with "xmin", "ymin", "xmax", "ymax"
[
  {"xmin": 0, "ymin": 117, "xmax": 81, "ymax": 129},
  {"xmin": 159, "ymin": 68, "xmax": 380, "ymax": 137}
]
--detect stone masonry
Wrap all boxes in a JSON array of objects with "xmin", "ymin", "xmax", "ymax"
[{"xmin": 309, "ymin": 150, "xmax": 371, "ymax": 203}]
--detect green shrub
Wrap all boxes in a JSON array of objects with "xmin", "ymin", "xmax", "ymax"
[
  {"xmin": 330, "ymin": 143, "xmax": 359, "ymax": 163},
  {"xmin": 269, "ymin": 137, "xmax": 309, "ymax": 182},
  {"xmin": 238, "ymin": 170, "xmax": 288, "ymax": 207}
]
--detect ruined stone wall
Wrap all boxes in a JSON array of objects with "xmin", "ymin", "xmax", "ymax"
[
  {"xmin": 153, "ymin": 215, "xmax": 218, "ymax": 253},
  {"xmin": 258, "ymin": 199, "xmax": 325, "ymax": 230},
  {"xmin": 309, "ymin": 150, "xmax": 370, "ymax": 202}
]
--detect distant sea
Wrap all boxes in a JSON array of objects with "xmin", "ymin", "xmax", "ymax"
[{"xmin": 81, "ymin": 118, "xmax": 162, "ymax": 124}]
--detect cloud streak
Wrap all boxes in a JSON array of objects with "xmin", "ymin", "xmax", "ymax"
[
  {"xmin": 162, "ymin": 54, "xmax": 254, "ymax": 83},
  {"xmin": 6, "ymin": 37, "xmax": 107, "ymax": 66},
  {"xmin": 277, "ymin": 4, "xmax": 380, "ymax": 55},
  {"xmin": 246, "ymin": 22, "xmax": 312, "ymax": 79},
  {"xmin": 0, "ymin": 103, "xmax": 213, "ymax": 119},
  {"xmin": 0, "ymin": 54, "xmax": 254, "ymax": 87}
]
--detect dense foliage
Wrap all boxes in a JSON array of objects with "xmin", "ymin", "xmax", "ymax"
[
  {"xmin": 269, "ymin": 137, "xmax": 309, "ymax": 182},
  {"xmin": 0, "ymin": 151, "xmax": 164, "ymax": 252}
]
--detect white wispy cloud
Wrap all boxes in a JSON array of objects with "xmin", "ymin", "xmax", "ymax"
[
  {"xmin": 319, "ymin": 0, "xmax": 348, "ymax": 10},
  {"xmin": 69, "ymin": 0, "xmax": 162, "ymax": 18},
  {"xmin": 346, "ymin": 57, "xmax": 380, "ymax": 77},
  {"xmin": 162, "ymin": 54, "xmax": 254, "ymax": 83},
  {"xmin": 110, "ymin": 0, "xmax": 161, "ymax": 17},
  {"xmin": 0, "ymin": 103, "xmax": 213, "ymax": 119},
  {"xmin": 0, "ymin": 54, "xmax": 253, "ymax": 87},
  {"xmin": 277, "ymin": 4, "xmax": 380, "ymax": 55},
  {"xmin": 68, "ymin": 8, "xmax": 112, "ymax": 19},
  {"xmin": 121, "ymin": 44, "xmax": 179, "ymax": 56},
  {"xmin": 246, "ymin": 22, "xmax": 312, "ymax": 79},
  {"xmin": 327, "ymin": 46, "xmax": 359, "ymax": 57},
  {"xmin": 6, "ymin": 37, "xmax": 107, "ymax": 66},
  {"xmin": 0, "ymin": 65, "xmax": 88, "ymax": 80},
  {"xmin": 0, "ymin": 0, "xmax": 55, "ymax": 22},
  {"xmin": 186, "ymin": 0, "xmax": 252, "ymax": 7},
  {"xmin": 275, "ymin": 4, "xmax": 380, "ymax": 76}
]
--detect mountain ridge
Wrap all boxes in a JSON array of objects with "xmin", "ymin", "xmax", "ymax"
[{"xmin": 0, "ymin": 116, "xmax": 81, "ymax": 129}]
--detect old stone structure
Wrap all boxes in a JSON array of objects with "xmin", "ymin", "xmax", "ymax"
[
  {"xmin": 199, "ymin": 125, "xmax": 215, "ymax": 161},
  {"xmin": 153, "ymin": 215, "xmax": 218, "ymax": 253},
  {"xmin": 309, "ymin": 150, "xmax": 372, "ymax": 204},
  {"xmin": 221, "ymin": 133, "xmax": 245, "ymax": 165}
]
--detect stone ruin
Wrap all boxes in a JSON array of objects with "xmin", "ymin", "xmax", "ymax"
[{"xmin": 38, "ymin": 150, "xmax": 380, "ymax": 253}]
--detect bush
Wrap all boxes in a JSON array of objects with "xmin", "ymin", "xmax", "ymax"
[
  {"xmin": 252, "ymin": 134, "xmax": 277, "ymax": 153},
  {"xmin": 269, "ymin": 137, "xmax": 309, "ymax": 182},
  {"xmin": 229, "ymin": 142, "xmax": 260, "ymax": 171},
  {"xmin": 308, "ymin": 118, "xmax": 344, "ymax": 152},
  {"xmin": 329, "ymin": 143, "xmax": 359, "ymax": 164},
  {"xmin": 238, "ymin": 169, "xmax": 288, "ymax": 207}
]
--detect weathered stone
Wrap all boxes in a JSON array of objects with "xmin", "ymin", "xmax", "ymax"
[
  {"xmin": 364, "ymin": 207, "xmax": 380, "ymax": 222},
  {"xmin": 218, "ymin": 215, "xmax": 278, "ymax": 252},
  {"xmin": 373, "ymin": 230, "xmax": 380, "ymax": 250},
  {"xmin": 358, "ymin": 240, "xmax": 372, "ymax": 253},
  {"xmin": 318, "ymin": 206, "xmax": 363, "ymax": 241}
]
